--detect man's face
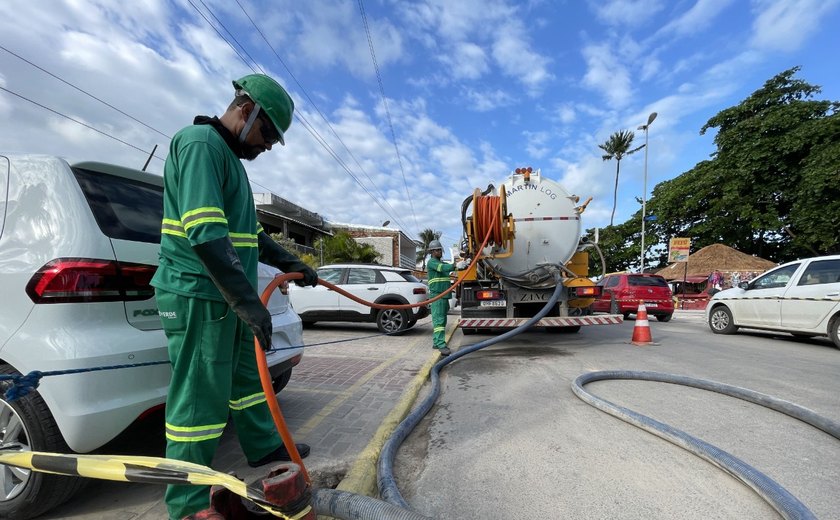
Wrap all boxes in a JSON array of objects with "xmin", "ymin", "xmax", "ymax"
[
  {"xmin": 431, "ymin": 248, "xmax": 443, "ymax": 259},
  {"xmin": 242, "ymin": 107, "xmax": 280, "ymax": 161}
]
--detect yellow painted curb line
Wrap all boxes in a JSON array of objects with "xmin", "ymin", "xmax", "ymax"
[{"xmin": 334, "ymin": 321, "xmax": 459, "ymax": 497}]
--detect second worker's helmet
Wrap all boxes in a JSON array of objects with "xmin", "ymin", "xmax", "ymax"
[
  {"xmin": 232, "ymin": 74, "xmax": 294, "ymax": 145},
  {"xmin": 428, "ymin": 240, "xmax": 443, "ymax": 251}
]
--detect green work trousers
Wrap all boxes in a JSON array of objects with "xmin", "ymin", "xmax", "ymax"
[
  {"xmin": 156, "ymin": 289, "xmax": 281, "ymax": 520},
  {"xmin": 431, "ymin": 297, "xmax": 449, "ymax": 349}
]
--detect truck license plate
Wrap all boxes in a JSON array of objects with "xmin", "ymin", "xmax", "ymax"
[
  {"xmin": 645, "ymin": 302, "xmax": 658, "ymax": 307},
  {"xmin": 480, "ymin": 300, "xmax": 506, "ymax": 307}
]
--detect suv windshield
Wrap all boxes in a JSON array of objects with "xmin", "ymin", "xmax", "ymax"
[
  {"xmin": 73, "ymin": 167, "xmax": 163, "ymax": 244},
  {"xmin": 628, "ymin": 275, "xmax": 668, "ymax": 287}
]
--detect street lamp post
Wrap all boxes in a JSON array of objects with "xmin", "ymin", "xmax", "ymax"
[{"xmin": 638, "ymin": 112, "xmax": 657, "ymax": 273}]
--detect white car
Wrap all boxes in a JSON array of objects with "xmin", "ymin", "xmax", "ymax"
[
  {"xmin": 706, "ymin": 255, "xmax": 840, "ymax": 348},
  {"xmin": 0, "ymin": 155, "xmax": 304, "ymax": 519},
  {"xmin": 289, "ymin": 263, "xmax": 430, "ymax": 334}
]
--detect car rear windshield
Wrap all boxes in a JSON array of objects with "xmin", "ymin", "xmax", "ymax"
[
  {"xmin": 73, "ymin": 167, "xmax": 163, "ymax": 244},
  {"xmin": 399, "ymin": 271, "xmax": 421, "ymax": 283},
  {"xmin": 628, "ymin": 275, "xmax": 668, "ymax": 287}
]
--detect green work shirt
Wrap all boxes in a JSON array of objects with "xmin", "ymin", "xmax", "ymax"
[
  {"xmin": 151, "ymin": 124, "xmax": 260, "ymax": 301},
  {"xmin": 427, "ymin": 257, "xmax": 455, "ymax": 298}
]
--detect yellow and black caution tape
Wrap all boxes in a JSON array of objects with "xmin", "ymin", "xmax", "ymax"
[{"xmin": 0, "ymin": 450, "xmax": 311, "ymax": 519}]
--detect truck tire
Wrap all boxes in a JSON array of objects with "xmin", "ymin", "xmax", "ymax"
[
  {"xmin": 0, "ymin": 365, "xmax": 88, "ymax": 519},
  {"xmin": 708, "ymin": 305, "xmax": 738, "ymax": 335},
  {"xmin": 656, "ymin": 314, "xmax": 673, "ymax": 322}
]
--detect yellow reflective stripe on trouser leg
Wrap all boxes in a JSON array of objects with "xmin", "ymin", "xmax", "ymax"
[
  {"xmin": 165, "ymin": 422, "xmax": 227, "ymax": 443},
  {"xmin": 229, "ymin": 391, "xmax": 267, "ymax": 411}
]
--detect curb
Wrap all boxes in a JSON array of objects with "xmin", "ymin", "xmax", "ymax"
[{"xmin": 333, "ymin": 321, "xmax": 459, "ymax": 497}]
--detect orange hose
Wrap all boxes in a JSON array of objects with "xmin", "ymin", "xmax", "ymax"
[
  {"xmin": 257, "ymin": 273, "xmax": 311, "ymax": 484},
  {"xmin": 252, "ymin": 212, "xmax": 501, "ymax": 483}
]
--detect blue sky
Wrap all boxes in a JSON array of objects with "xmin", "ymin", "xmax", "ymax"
[{"xmin": 1, "ymin": 0, "xmax": 838, "ymax": 256}]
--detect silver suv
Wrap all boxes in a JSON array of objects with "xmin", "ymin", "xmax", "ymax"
[
  {"xmin": 288, "ymin": 263, "xmax": 429, "ymax": 334},
  {"xmin": 0, "ymin": 154, "xmax": 304, "ymax": 519}
]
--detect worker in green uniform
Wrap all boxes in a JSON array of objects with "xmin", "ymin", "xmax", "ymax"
[
  {"xmin": 150, "ymin": 73, "xmax": 318, "ymax": 520},
  {"xmin": 426, "ymin": 240, "xmax": 468, "ymax": 356}
]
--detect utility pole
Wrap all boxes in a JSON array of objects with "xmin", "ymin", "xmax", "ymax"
[{"xmin": 638, "ymin": 112, "xmax": 657, "ymax": 273}]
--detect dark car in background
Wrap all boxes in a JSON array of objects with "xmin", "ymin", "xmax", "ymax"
[{"xmin": 592, "ymin": 273, "xmax": 675, "ymax": 321}]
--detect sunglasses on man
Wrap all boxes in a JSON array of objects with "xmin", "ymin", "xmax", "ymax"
[{"xmin": 257, "ymin": 113, "xmax": 281, "ymax": 145}]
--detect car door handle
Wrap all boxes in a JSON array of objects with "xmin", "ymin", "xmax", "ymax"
[
  {"xmin": 826, "ymin": 291, "xmax": 839, "ymax": 297},
  {"xmin": 367, "ymin": 287, "xmax": 379, "ymax": 291}
]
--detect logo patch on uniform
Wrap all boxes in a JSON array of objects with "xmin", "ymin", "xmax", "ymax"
[{"xmin": 159, "ymin": 310, "xmax": 177, "ymax": 319}]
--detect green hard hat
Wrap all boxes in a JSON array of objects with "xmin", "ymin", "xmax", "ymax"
[
  {"xmin": 232, "ymin": 74, "xmax": 294, "ymax": 145},
  {"xmin": 428, "ymin": 240, "xmax": 443, "ymax": 251}
]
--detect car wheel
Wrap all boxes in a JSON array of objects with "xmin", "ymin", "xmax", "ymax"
[
  {"xmin": 0, "ymin": 365, "xmax": 87, "ymax": 519},
  {"xmin": 657, "ymin": 314, "xmax": 673, "ymax": 322},
  {"xmin": 829, "ymin": 315, "xmax": 840, "ymax": 350},
  {"xmin": 377, "ymin": 308, "xmax": 409, "ymax": 335},
  {"xmin": 462, "ymin": 328, "xmax": 476, "ymax": 335},
  {"xmin": 708, "ymin": 305, "xmax": 738, "ymax": 335},
  {"xmin": 622, "ymin": 312, "xmax": 631, "ymax": 320},
  {"xmin": 272, "ymin": 368, "xmax": 293, "ymax": 393}
]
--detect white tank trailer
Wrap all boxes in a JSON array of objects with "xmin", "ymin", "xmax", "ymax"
[{"xmin": 458, "ymin": 167, "xmax": 622, "ymax": 334}]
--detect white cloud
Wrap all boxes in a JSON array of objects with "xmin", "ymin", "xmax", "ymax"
[
  {"xmin": 462, "ymin": 88, "xmax": 517, "ymax": 112},
  {"xmin": 656, "ymin": 0, "xmax": 735, "ymax": 38},
  {"xmin": 582, "ymin": 43, "xmax": 633, "ymax": 107},
  {"xmin": 592, "ymin": 0, "xmax": 664, "ymax": 27},
  {"xmin": 441, "ymin": 42, "xmax": 489, "ymax": 80},
  {"xmin": 750, "ymin": 0, "xmax": 840, "ymax": 52},
  {"xmin": 491, "ymin": 24, "xmax": 554, "ymax": 93}
]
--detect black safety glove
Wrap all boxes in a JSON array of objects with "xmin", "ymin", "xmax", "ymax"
[
  {"xmin": 193, "ymin": 237, "xmax": 273, "ymax": 351},
  {"xmin": 257, "ymin": 232, "xmax": 319, "ymax": 287}
]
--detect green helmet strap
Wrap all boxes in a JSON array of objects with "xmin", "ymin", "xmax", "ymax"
[{"xmin": 239, "ymin": 103, "xmax": 262, "ymax": 144}]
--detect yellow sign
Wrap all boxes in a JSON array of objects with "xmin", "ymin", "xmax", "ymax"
[{"xmin": 669, "ymin": 237, "xmax": 691, "ymax": 263}]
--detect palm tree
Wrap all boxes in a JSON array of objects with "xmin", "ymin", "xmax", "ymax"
[
  {"xmin": 416, "ymin": 228, "xmax": 442, "ymax": 270},
  {"xmin": 599, "ymin": 130, "xmax": 645, "ymax": 226}
]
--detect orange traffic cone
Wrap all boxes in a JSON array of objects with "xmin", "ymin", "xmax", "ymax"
[{"xmin": 630, "ymin": 301, "xmax": 654, "ymax": 346}]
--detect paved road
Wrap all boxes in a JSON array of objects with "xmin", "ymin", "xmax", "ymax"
[
  {"xmin": 393, "ymin": 312, "xmax": 840, "ymax": 519},
  {"xmin": 42, "ymin": 316, "xmax": 440, "ymax": 519}
]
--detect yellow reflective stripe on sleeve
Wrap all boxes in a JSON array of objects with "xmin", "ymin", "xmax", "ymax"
[
  {"xmin": 165, "ymin": 422, "xmax": 227, "ymax": 443},
  {"xmin": 181, "ymin": 207, "xmax": 227, "ymax": 231},
  {"xmin": 229, "ymin": 232, "xmax": 259, "ymax": 248},
  {"xmin": 161, "ymin": 218, "xmax": 187, "ymax": 238},
  {"xmin": 229, "ymin": 392, "xmax": 267, "ymax": 411},
  {"xmin": 257, "ymin": 223, "xmax": 264, "ymax": 234},
  {"xmin": 428, "ymin": 277, "xmax": 451, "ymax": 284}
]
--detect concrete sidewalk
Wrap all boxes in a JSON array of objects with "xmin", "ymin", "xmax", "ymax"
[{"xmin": 41, "ymin": 316, "xmax": 450, "ymax": 519}]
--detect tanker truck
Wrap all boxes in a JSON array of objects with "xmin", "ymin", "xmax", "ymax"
[{"xmin": 457, "ymin": 166, "xmax": 623, "ymax": 334}]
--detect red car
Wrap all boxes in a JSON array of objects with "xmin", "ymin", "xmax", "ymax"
[{"xmin": 592, "ymin": 273, "xmax": 675, "ymax": 321}]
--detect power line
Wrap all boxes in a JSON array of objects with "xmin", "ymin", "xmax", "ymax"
[
  {"xmin": 0, "ymin": 44, "xmax": 171, "ymax": 140},
  {"xmin": 232, "ymin": 0, "xmax": 415, "ymax": 235},
  {"xmin": 358, "ymin": 0, "xmax": 419, "ymax": 233},
  {"xmin": 191, "ymin": 0, "xmax": 413, "ymax": 232},
  {"xmin": 0, "ymin": 85, "xmax": 164, "ymax": 162}
]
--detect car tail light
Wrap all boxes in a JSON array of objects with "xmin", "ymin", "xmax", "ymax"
[
  {"xmin": 475, "ymin": 289, "xmax": 503, "ymax": 300},
  {"xmin": 573, "ymin": 286, "xmax": 601, "ymax": 297},
  {"xmin": 413, "ymin": 287, "xmax": 427, "ymax": 295},
  {"xmin": 26, "ymin": 258, "xmax": 157, "ymax": 303}
]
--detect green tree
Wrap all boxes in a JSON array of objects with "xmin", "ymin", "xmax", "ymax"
[
  {"xmin": 639, "ymin": 67, "xmax": 839, "ymax": 264},
  {"xmin": 315, "ymin": 231, "xmax": 381, "ymax": 264},
  {"xmin": 268, "ymin": 232, "xmax": 318, "ymax": 268},
  {"xmin": 599, "ymin": 130, "xmax": 645, "ymax": 226},
  {"xmin": 416, "ymin": 228, "xmax": 442, "ymax": 270}
]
